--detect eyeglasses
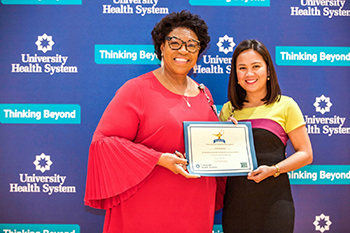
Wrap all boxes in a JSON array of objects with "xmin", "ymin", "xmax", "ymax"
[{"xmin": 165, "ymin": 36, "xmax": 200, "ymax": 53}]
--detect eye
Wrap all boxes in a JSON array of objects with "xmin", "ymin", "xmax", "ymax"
[
  {"xmin": 187, "ymin": 43, "xmax": 197, "ymax": 49},
  {"xmin": 170, "ymin": 41, "xmax": 181, "ymax": 46},
  {"xmin": 187, "ymin": 41, "xmax": 199, "ymax": 48},
  {"xmin": 238, "ymin": 67, "xmax": 246, "ymax": 70}
]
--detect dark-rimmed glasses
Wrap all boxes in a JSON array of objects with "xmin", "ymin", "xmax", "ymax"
[{"xmin": 165, "ymin": 36, "xmax": 200, "ymax": 53}]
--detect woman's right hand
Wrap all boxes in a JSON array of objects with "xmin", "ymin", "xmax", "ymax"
[
  {"xmin": 228, "ymin": 116, "xmax": 238, "ymax": 125},
  {"xmin": 157, "ymin": 152, "xmax": 200, "ymax": 178}
]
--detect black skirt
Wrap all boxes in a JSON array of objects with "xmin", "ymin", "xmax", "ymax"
[{"xmin": 222, "ymin": 128, "xmax": 295, "ymax": 233}]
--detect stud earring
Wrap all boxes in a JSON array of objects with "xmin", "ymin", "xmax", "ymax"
[{"xmin": 267, "ymin": 77, "xmax": 270, "ymax": 80}]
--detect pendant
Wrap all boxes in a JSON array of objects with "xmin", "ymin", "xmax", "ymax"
[{"xmin": 187, "ymin": 101, "xmax": 191, "ymax": 107}]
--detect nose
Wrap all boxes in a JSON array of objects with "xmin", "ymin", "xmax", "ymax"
[
  {"xmin": 245, "ymin": 70, "xmax": 254, "ymax": 76},
  {"xmin": 178, "ymin": 42, "xmax": 188, "ymax": 53}
]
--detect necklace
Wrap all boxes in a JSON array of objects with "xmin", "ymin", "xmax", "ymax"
[{"xmin": 165, "ymin": 76, "xmax": 191, "ymax": 107}]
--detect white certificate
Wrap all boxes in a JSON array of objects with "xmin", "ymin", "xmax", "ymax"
[{"xmin": 183, "ymin": 121, "xmax": 257, "ymax": 176}]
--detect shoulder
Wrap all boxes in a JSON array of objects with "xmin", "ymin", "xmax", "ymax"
[
  {"xmin": 273, "ymin": 95, "xmax": 299, "ymax": 109},
  {"xmin": 279, "ymin": 95, "xmax": 301, "ymax": 110},
  {"xmin": 279, "ymin": 95, "xmax": 295, "ymax": 103},
  {"xmin": 222, "ymin": 101, "xmax": 233, "ymax": 110},
  {"xmin": 118, "ymin": 71, "xmax": 155, "ymax": 92},
  {"xmin": 109, "ymin": 73, "xmax": 156, "ymax": 115},
  {"xmin": 279, "ymin": 95, "xmax": 300, "ymax": 104},
  {"xmin": 278, "ymin": 95, "xmax": 304, "ymax": 122},
  {"xmin": 278, "ymin": 96, "xmax": 305, "ymax": 132},
  {"xmin": 126, "ymin": 71, "xmax": 154, "ymax": 85},
  {"xmin": 219, "ymin": 101, "xmax": 233, "ymax": 121},
  {"xmin": 198, "ymin": 83, "xmax": 213, "ymax": 99}
]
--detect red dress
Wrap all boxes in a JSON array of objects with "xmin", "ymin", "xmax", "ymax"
[{"xmin": 84, "ymin": 71, "xmax": 218, "ymax": 233}]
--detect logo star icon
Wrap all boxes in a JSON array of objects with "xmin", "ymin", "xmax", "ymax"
[
  {"xmin": 35, "ymin": 33, "xmax": 55, "ymax": 53},
  {"xmin": 33, "ymin": 153, "xmax": 53, "ymax": 173},
  {"xmin": 216, "ymin": 35, "xmax": 235, "ymax": 54},
  {"xmin": 313, "ymin": 95, "xmax": 332, "ymax": 115},
  {"xmin": 313, "ymin": 213, "xmax": 332, "ymax": 232}
]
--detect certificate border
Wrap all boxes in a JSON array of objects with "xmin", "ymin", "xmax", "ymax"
[{"xmin": 183, "ymin": 121, "xmax": 258, "ymax": 176}]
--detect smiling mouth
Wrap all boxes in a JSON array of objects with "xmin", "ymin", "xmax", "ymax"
[
  {"xmin": 174, "ymin": 58, "xmax": 189, "ymax": 63},
  {"xmin": 246, "ymin": 79, "xmax": 258, "ymax": 84}
]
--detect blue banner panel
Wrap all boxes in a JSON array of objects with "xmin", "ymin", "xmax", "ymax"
[
  {"xmin": 189, "ymin": 0, "xmax": 270, "ymax": 7},
  {"xmin": 289, "ymin": 165, "xmax": 350, "ymax": 185},
  {"xmin": 0, "ymin": 104, "xmax": 81, "ymax": 124},
  {"xmin": 213, "ymin": 224, "xmax": 224, "ymax": 233},
  {"xmin": 0, "ymin": 224, "xmax": 80, "ymax": 232},
  {"xmin": 276, "ymin": 46, "xmax": 350, "ymax": 66},
  {"xmin": 1, "ymin": 0, "xmax": 82, "ymax": 4},
  {"xmin": 95, "ymin": 45, "xmax": 160, "ymax": 65}
]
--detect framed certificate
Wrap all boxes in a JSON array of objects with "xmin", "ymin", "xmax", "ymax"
[{"xmin": 183, "ymin": 121, "xmax": 258, "ymax": 176}]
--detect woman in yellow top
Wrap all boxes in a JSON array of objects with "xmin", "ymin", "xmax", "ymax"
[{"xmin": 219, "ymin": 39, "xmax": 313, "ymax": 233}]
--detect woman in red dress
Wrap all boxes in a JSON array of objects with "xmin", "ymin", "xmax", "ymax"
[{"xmin": 84, "ymin": 10, "xmax": 218, "ymax": 233}]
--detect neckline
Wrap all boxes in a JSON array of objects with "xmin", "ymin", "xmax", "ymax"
[
  {"xmin": 242, "ymin": 103, "xmax": 266, "ymax": 110},
  {"xmin": 151, "ymin": 71, "xmax": 201, "ymax": 98}
]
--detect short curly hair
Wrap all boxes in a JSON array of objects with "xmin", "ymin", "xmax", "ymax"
[{"xmin": 151, "ymin": 10, "xmax": 210, "ymax": 60}]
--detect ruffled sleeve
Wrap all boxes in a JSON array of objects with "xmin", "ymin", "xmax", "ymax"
[{"xmin": 84, "ymin": 77, "xmax": 162, "ymax": 209}]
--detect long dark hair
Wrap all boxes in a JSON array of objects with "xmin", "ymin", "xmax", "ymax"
[{"xmin": 228, "ymin": 39, "xmax": 281, "ymax": 110}]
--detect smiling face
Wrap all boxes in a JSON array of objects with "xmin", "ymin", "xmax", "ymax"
[
  {"xmin": 236, "ymin": 49, "xmax": 269, "ymax": 99},
  {"xmin": 160, "ymin": 27, "xmax": 199, "ymax": 77}
]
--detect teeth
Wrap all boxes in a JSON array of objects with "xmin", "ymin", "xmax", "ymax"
[
  {"xmin": 246, "ymin": 79, "xmax": 257, "ymax": 83},
  {"xmin": 175, "ymin": 58, "xmax": 188, "ymax": 62}
]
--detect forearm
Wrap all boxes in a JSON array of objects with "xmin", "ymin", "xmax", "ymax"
[
  {"xmin": 275, "ymin": 125, "xmax": 313, "ymax": 175},
  {"xmin": 274, "ymin": 150, "xmax": 313, "ymax": 175}
]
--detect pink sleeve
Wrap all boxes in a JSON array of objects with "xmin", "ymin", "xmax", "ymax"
[{"xmin": 84, "ymin": 80, "xmax": 162, "ymax": 209}]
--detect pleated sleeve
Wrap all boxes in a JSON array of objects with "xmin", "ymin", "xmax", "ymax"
[{"xmin": 84, "ymin": 78, "xmax": 162, "ymax": 209}]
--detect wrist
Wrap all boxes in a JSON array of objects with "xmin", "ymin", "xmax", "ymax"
[
  {"xmin": 272, "ymin": 165, "xmax": 280, "ymax": 177},
  {"xmin": 156, "ymin": 153, "xmax": 165, "ymax": 166}
]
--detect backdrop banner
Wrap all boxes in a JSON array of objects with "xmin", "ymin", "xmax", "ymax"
[{"xmin": 1, "ymin": 1, "xmax": 349, "ymax": 232}]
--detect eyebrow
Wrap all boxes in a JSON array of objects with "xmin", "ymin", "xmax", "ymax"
[
  {"xmin": 168, "ymin": 35, "xmax": 199, "ymax": 42},
  {"xmin": 237, "ymin": 61, "xmax": 262, "ymax": 66}
]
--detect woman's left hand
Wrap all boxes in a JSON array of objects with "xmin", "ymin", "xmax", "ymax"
[{"xmin": 247, "ymin": 165, "xmax": 276, "ymax": 183}]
